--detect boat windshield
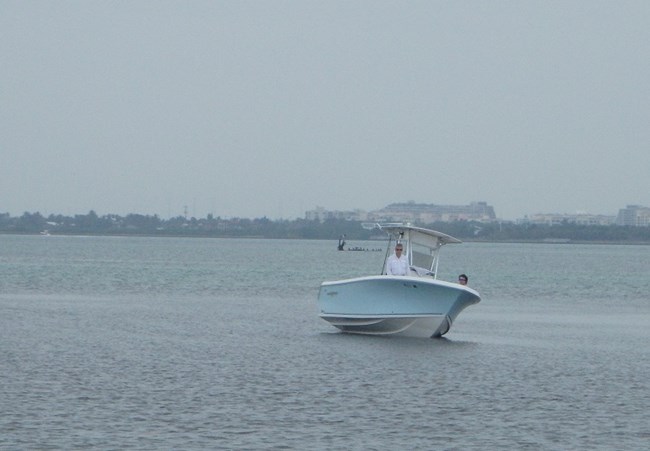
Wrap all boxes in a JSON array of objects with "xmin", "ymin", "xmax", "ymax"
[{"xmin": 411, "ymin": 241, "xmax": 436, "ymax": 270}]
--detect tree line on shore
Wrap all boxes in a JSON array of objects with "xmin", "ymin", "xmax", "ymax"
[{"xmin": 2, "ymin": 210, "xmax": 650, "ymax": 243}]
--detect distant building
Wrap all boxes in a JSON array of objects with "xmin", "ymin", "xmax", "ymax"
[
  {"xmin": 616, "ymin": 205, "xmax": 650, "ymax": 226},
  {"xmin": 368, "ymin": 201, "xmax": 497, "ymax": 223},
  {"xmin": 519, "ymin": 212, "xmax": 616, "ymax": 226},
  {"xmin": 306, "ymin": 201, "xmax": 497, "ymax": 223}
]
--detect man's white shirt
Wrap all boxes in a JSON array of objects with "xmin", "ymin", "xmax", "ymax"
[{"xmin": 386, "ymin": 253, "xmax": 409, "ymax": 275}]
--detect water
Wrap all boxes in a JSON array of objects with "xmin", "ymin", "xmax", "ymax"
[{"xmin": 1, "ymin": 235, "xmax": 649, "ymax": 450}]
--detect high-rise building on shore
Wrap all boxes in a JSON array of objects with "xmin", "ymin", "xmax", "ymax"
[
  {"xmin": 305, "ymin": 201, "xmax": 496, "ymax": 223},
  {"xmin": 616, "ymin": 205, "xmax": 650, "ymax": 226},
  {"xmin": 369, "ymin": 201, "xmax": 496, "ymax": 223}
]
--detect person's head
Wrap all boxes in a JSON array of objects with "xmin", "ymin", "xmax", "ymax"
[
  {"xmin": 458, "ymin": 274, "xmax": 468, "ymax": 285},
  {"xmin": 394, "ymin": 244, "xmax": 404, "ymax": 256}
]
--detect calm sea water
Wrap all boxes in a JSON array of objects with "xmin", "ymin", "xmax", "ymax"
[{"xmin": 1, "ymin": 235, "xmax": 648, "ymax": 450}]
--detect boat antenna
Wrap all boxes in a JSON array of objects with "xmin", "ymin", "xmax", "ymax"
[
  {"xmin": 363, "ymin": 222, "xmax": 392, "ymax": 275},
  {"xmin": 381, "ymin": 234, "xmax": 393, "ymax": 275}
]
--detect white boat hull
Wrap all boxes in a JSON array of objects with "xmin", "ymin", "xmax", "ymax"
[{"xmin": 318, "ymin": 275, "xmax": 480, "ymax": 338}]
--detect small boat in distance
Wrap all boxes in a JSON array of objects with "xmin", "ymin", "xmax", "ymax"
[{"xmin": 318, "ymin": 223, "xmax": 481, "ymax": 338}]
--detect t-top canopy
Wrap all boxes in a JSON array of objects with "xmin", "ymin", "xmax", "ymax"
[{"xmin": 363, "ymin": 222, "xmax": 462, "ymax": 246}]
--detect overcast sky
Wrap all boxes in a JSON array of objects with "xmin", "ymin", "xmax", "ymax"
[{"xmin": 2, "ymin": 1, "xmax": 648, "ymax": 220}]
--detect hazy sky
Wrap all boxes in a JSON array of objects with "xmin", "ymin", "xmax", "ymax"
[{"xmin": 2, "ymin": 1, "xmax": 648, "ymax": 220}]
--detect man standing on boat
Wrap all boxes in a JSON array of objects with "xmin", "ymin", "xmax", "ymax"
[{"xmin": 385, "ymin": 243, "xmax": 409, "ymax": 276}]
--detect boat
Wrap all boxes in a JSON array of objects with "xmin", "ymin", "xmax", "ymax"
[
  {"xmin": 336, "ymin": 234, "xmax": 382, "ymax": 252},
  {"xmin": 317, "ymin": 223, "xmax": 481, "ymax": 338}
]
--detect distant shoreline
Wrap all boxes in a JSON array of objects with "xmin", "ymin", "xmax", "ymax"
[
  {"xmin": 2, "ymin": 231, "xmax": 649, "ymax": 245},
  {"xmin": 3, "ymin": 212, "xmax": 650, "ymax": 243}
]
